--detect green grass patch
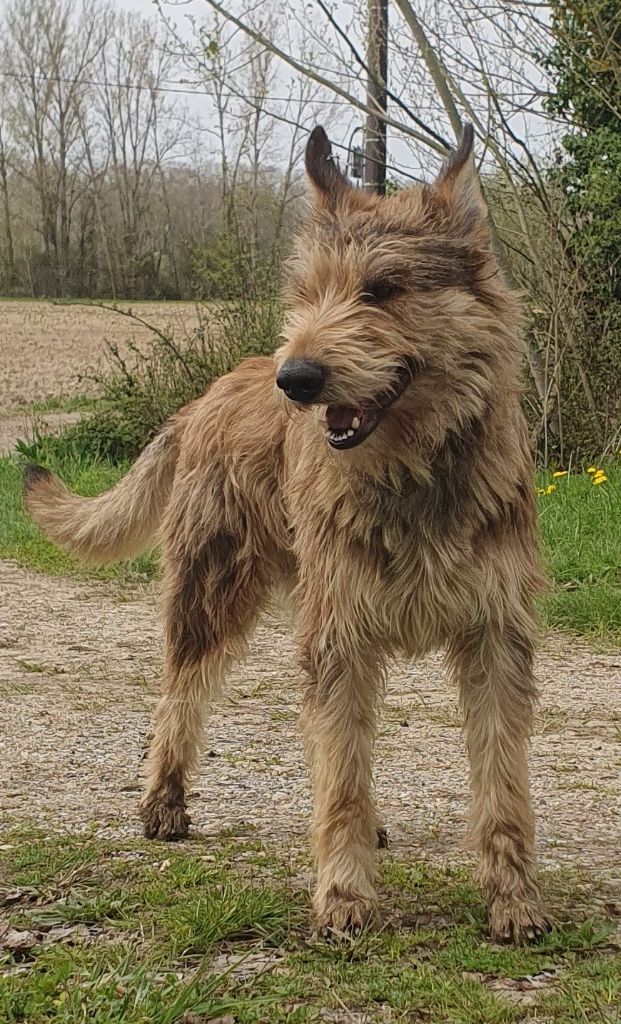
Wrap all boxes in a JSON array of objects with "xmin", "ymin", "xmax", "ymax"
[
  {"xmin": 537, "ymin": 463, "xmax": 621, "ymax": 641},
  {"xmin": 0, "ymin": 831, "xmax": 618, "ymax": 1023},
  {"xmin": 0, "ymin": 451, "xmax": 157, "ymax": 581},
  {"xmin": 1, "ymin": 445, "xmax": 620, "ymax": 641},
  {"xmin": 27, "ymin": 394, "xmax": 102, "ymax": 416}
]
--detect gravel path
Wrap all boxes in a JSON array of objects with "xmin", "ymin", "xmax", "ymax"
[{"xmin": 1, "ymin": 560, "xmax": 620, "ymax": 893}]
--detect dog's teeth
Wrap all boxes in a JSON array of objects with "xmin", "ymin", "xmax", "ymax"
[
  {"xmin": 326, "ymin": 427, "xmax": 355, "ymax": 444},
  {"xmin": 351, "ymin": 417, "xmax": 360, "ymax": 430}
]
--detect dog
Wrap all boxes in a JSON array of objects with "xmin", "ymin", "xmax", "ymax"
[{"xmin": 24, "ymin": 124, "xmax": 551, "ymax": 943}]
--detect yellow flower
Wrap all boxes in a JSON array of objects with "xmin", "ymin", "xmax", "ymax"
[
  {"xmin": 545, "ymin": 484, "xmax": 557, "ymax": 495},
  {"xmin": 593, "ymin": 474, "xmax": 607, "ymax": 485},
  {"xmin": 587, "ymin": 466, "xmax": 598, "ymax": 474},
  {"xmin": 536, "ymin": 487, "xmax": 546, "ymax": 495},
  {"xmin": 553, "ymin": 470, "xmax": 568, "ymax": 478}
]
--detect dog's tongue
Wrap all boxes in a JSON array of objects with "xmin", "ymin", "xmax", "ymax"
[{"xmin": 326, "ymin": 405, "xmax": 359, "ymax": 430}]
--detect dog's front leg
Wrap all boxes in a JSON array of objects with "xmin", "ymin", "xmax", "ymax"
[
  {"xmin": 447, "ymin": 612, "xmax": 551, "ymax": 943},
  {"xmin": 299, "ymin": 624, "xmax": 384, "ymax": 937}
]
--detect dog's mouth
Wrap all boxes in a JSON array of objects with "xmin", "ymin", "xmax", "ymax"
[{"xmin": 324, "ymin": 361, "xmax": 415, "ymax": 451}]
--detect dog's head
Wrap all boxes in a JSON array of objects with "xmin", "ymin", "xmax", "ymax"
[{"xmin": 276, "ymin": 125, "xmax": 522, "ymax": 456}]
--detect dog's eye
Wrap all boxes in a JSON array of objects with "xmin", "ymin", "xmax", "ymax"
[{"xmin": 360, "ymin": 281, "xmax": 404, "ymax": 305}]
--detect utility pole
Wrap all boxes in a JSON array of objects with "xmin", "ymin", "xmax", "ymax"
[{"xmin": 363, "ymin": 0, "xmax": 388, "ymax": 195}]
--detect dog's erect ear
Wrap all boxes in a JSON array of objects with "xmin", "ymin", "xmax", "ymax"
[
  {"xmin": 434, "ymin": 123, "xmax": 487, "ymax": 217},
  {"xmin": 305, "ymin": 126, "xmax": 351, "ymax": 210}
]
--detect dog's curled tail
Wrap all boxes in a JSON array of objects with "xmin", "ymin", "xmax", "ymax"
[{"xmin": 23, "ymin": 420, "xmax": 181, "ymax": 565}]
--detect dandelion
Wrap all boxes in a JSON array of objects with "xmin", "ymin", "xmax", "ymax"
[
  {"xmin": 593, "ymin": 474, "xmax": 607, "ymax": 485},
  {"xmin": 587, "ymin": 467, "xmax": 598, "ymax": 474},
  {"xmin": 553, "ymin": 470, "xmax": 568, "ymax": 478},
  {"xmin": 545, "ymin": 484, "xmax": 557, "ymax": 495},
  {"xmin": 536, "ymin": 487, "xmax": 546, "ymax": 495}
]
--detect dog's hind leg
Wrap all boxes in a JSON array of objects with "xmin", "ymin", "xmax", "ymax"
[
  {"xmin": 299, "ymin": 619, "xmax": 384, "ymax": 936},
  {"xmin": 140, "ymin": 527, "xmax": 268, "ymax": 841},
  {"xmin": 446, "ymin": 609, "xmax": 551, "ymax": 944}
]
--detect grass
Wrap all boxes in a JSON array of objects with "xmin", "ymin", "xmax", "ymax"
[
  {"xmin": 0, "ymin": 445, "xmax": 619, "ymax": 641},
  {"xmin": 0, "ymin": 452, "xmax": 157, "ymax": 581},
  {"xmin": 0, "ymin": 830, "xmax": 619, "ymax": 1023},
  {"xmin": 537, "ymin": 463, "xmax": 621, "ymax": 641},
  {"xmin": 26, "ymin": 394, "xmax": 103, "ymax": 415},
  {"xmin": 0, "ymin": 296, "xmax": 199, "ymax": 304}
]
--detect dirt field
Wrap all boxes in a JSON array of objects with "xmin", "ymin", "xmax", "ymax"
[
  {"xmin": 0, "ymin": 299, "xmax": 202, "ymax": 455},
  {"xmin": 1, "ymin": 300, "xmax": 620, "ymax": 912},
  {"xmin": 0, "ymin": 299, "xmax": 201, "ymax": 412}
]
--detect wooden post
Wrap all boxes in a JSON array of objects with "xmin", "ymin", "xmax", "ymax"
[{"xmin": 364, "ymin": 0, "xmax": 388, "ymax": 195}]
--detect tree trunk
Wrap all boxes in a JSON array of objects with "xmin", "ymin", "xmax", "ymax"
[{"xmin": 0, "ymin": 124, "xmax": 16, "ymax": 285}]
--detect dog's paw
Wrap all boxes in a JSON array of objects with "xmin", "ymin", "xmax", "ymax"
[
  {"xmin": 139, "ymin": 794, "xmax": 191, "ymax": 841},
  {"xmin": 314, "ymin": 887, "xmax": 377, "ymax": 940},
  {"xmin": 489, "ymin": 896, "xmax": 552, "ymax": 944}
]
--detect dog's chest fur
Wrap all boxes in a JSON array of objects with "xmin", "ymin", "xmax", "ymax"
[{"xmin": 285, "ymin": 431, "xmax": 488, "ymax": 657}]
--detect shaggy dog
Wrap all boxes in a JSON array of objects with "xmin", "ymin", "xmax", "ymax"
[{"xmin": 24, "ymin": 124, "xmax": 551, "ymax": 943}]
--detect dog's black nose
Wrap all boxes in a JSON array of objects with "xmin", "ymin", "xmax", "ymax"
[{"xmin": 276, "ymin": 359, "xmax": 326, "ymax": 403}]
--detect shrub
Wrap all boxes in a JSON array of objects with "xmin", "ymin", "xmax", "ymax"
[{"xmin": 26, "ymin": 258, "xmax": 282, "ymax": 464}]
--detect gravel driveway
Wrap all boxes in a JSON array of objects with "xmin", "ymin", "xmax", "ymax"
[{"xmin": 1, "ymin": 559, "xmax": 619, "ymax": 901}]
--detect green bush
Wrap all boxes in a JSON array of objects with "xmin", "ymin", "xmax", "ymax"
[
  {"xmin": 26, "ymin": 262, "xmax": 282, "ymax": 463},
  {"xmin": 540, "ymin": 0, "xmax": 621, "ymax": 456}
]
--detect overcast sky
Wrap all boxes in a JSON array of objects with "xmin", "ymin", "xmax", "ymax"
[
  {"xmin": 0, "ymin": 0, "xmax": 555, "ymax": 183},
  {"xmin": 115, "ymin": 0, "xmax": 555, "ymax": 177},
  {"xmin": 115, "ymin": 0, "xmax": 444, "ymax": 181}
]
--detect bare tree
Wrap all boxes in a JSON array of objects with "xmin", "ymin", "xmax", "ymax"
[
  {"xmin": 1, "ymin": 0, "xmax": 111, "ymax": 294},
  {"xmin": 96, "ymin": 11, "xmax": 185, "ymax": 297},
  {"xmin": 160, "ymin": 3, "xmax": 327, "ymax": 270}
]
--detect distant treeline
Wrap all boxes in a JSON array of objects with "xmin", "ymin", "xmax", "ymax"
[{"xmin": 0, "ymin": 0, "xmax": 304, "ymax": 300}]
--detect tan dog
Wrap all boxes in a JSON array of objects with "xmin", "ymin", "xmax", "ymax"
[{"xmin": 24, "ymin": 124, "xmax": 550, "ymax": 943}]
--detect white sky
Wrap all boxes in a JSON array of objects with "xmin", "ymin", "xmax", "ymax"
[{"xmin": 119, "ymin": 0, "xmax": 556, "ymax": 178}]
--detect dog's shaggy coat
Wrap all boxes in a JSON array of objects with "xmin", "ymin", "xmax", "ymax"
[{"xmin": 24, "ymin": 125, "xmax": 551, "ymax": 942}]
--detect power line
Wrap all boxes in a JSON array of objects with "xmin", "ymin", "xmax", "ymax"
[
  {"xmin": 0, "ymin": 67, "xmax": 369, "ymax": 105},
  {"xmin": 0, "ymin": 67, "xmax": 427, "ymax": 183}
]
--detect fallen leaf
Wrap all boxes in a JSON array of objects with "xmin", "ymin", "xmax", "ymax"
[
  {"xmin": 0, "ymin": 887, "xmax": 38, "ymax": 908},
  {"xmin": 210, "ymin": 948, "xmax": 281, "ymax": 983},
  {"xmin": 0, "ymin": 922, "xmax": 39, "ymax": 951},
  {"xmin": 0, "ymin": 919, "xmax": 92, "ymax": 954}
]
